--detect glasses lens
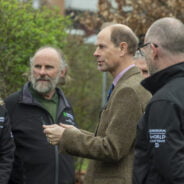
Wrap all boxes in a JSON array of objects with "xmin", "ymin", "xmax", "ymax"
[
  {"xmin": 135, "ymin": 49, "xmax": 142, "ymax": 57},
  {"xmin": 138, "ymin": 48, "xmax": 144, "ymax": 56}
]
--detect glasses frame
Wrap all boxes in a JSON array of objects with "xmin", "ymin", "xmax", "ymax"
[{"xmin": 137, "ymin": 42, "xmax": 158, "ymax": 56}]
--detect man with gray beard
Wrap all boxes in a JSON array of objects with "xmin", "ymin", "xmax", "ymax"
[{"xmin": 5, "ymin": 46, "xmax": 77, "ymax": 184}]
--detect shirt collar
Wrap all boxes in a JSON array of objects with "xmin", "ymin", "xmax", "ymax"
[{"xmin": 113, "ymin": 64, "xmax": 135, "ymax": 86}]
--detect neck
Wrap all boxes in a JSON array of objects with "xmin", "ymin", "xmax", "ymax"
[
  {"xmin": 158, "ymin": 53, "xmax": 184, "ymax": 71},
  {"xmin": 42, "ymin": 90, "xmax": 55, "ymax": 100},
  {"xmin": 111, "ymin": 56, "xmax": 134, "ymax": 78}
]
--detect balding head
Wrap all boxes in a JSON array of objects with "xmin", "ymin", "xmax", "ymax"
[
  {"xmin": 102, "ymin": 24, "xmax": 139, "ymax": 55},
  {"xmin": 145, "ymin": 17, "xmax": 184, "ymax": 54},
  {"xmin": 30, "ymin": 46, "xmax": 67, "ymax": 71},
  {"xmin": 30, "ymin": 46, "xmax": 68, "ymax": 97}
]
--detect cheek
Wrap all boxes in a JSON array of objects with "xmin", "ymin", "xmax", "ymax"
[
  {"xmin": 32, "ymin": 69, "xmax": 39, "ymax": 77},
  {"xmin": 50, "ymin": 70, "xmax": 61, "ymax": 78}
]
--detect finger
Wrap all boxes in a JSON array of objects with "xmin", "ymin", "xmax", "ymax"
[
  {"xmin": 60, "ymin": 123, "xmax": 69, "ymax": 128},
  {"xmin": 47, "ymin": 134, "xmax": 52, "ymax": 139},
  {"xmin": 49, "ymin": 139, "xmax": 57, "ymax": 145},
  {"xmin": 43, "ymin": 128, "xmax": 54, "ymax": 134},
  {"xmin": 51, "ymin": 141, "xmax": 58, "ymax": 145},
  {"xmin": 49, "ymin": 139, "xmax": 52, "ymax": 144},
  {"xmin": 43, "ymin": 124, "xmax": 57, "ymax": 129}
]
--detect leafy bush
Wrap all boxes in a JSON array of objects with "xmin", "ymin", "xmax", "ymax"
[{"xmin": 0, "ymin": 0, "xmax": 71, "ymax": 97}]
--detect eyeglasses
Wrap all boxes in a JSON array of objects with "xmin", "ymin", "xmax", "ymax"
[{"xmin": 137, "ymin": 42, "xmax": 158, "ymax": 56}]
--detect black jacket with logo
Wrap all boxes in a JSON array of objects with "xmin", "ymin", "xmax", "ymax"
[
  {"xmin": 0, "ymin": 105, "xmax": 15, "ymax": 184},
  {"xmin": 5, "ymin": 82, "xmax": 77, "ymax": 184},
  {"xmin": 133, "ymin": 62, "xmax": 184, "ymax": 184}
]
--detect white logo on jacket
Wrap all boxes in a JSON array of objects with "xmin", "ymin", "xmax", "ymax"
[{"xmin": 149, "ymin": 129, "xmax": 166, "ymax": 148}]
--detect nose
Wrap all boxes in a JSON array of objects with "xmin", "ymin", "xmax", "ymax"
[
  {"xmin": 93, "ymin": 48, "xmax": 99, "ymax": 57},
  {"xmin": 38, "ymin": 67, "xmax": 47, "ymax": 75}
]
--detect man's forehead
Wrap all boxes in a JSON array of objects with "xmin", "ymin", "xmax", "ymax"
[
  {"xmin": 35, "ymin": 48, "xmax": 58, "ymax": 57},
  {"xmin": 95, "ymin": 29, "xmax": 111, "ymax": 44},
  {"xmin": 32, "ymin": 50, "xmax": 60, "ymax": 67},
  {"xmin": 34, "ymin": 50, "xmax": 60, "ymax": 63}
]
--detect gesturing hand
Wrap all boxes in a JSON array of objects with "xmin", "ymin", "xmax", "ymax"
[{"xmin": 43, "ymin": 124, "xmax": 65, "ymax": 145}]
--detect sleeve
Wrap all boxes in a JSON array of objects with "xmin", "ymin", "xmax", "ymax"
[
  {"xmin": 59, "ymin": 87, "xmax": 143, "ymax": 161},
  {"xmin": 0, "ymin": 106, "xmax": 15, "ymax": 184},
  {"xmin": 147, "ymin": 100, "xmax": 184, "ymax": 182}
]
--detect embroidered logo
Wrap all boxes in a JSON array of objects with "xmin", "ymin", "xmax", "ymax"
[
  {"xmin": 149, "ymin": 129, "xmax": 166, "ymax": 148},
  {"xmin": 63, "ymin": 112, "xmax": 75, "ymax": 125}
]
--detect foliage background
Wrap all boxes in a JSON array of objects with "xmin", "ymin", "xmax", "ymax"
[{"xmin": 0, "ymin": 0, "xmax": 70, "ymax": 96}]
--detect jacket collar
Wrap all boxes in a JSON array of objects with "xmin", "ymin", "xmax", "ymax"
[
  {"xmin": 116, "ymin": 66, "xmax": 141, "ymax": 88},
  {"xmin": 141, "ymin": 62, "xmax": 184, "ymax": 95},
  {"xmin": 102, "ymin": 66, "xmax": 141, "ymax": 109},
  {"xmin": 20, "ymin": 82, "xmax": 70, "ymax": 108}
]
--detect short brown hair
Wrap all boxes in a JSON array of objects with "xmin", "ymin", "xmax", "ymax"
[{"xmin": 110, "ymin": 26, "xmax": 138, "ymax": 55}]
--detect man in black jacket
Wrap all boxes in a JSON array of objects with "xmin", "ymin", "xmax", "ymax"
[
  {"xmin": 5, "ymin": 46, "xmax": 77, "ymax": 184},
  {"xmin": 133, "ymin": 17, "xmax": 184, "ymax": 184},
  {"xmin": 0, "ymin": 100, "xmax": 14, "ymax": 184}
]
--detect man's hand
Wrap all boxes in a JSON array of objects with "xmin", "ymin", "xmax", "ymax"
[
  {"xmin": 60, "ymin": 123, "xmax": 75, "ymax": 128},
  {"xmin": 43, "ymin": 124, "xmax": 65, "ymax": 145}
]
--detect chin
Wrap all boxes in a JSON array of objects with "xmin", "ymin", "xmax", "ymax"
[{"xmin": 98, "ymin": 67, "xmax": 107, "ymax": 72}]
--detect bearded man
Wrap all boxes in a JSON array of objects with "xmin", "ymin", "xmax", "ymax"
[{"xmin": 5, "ymin": 46, "xmax": 77, "ymax": 184}]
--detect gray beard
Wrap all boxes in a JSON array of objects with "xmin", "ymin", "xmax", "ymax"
[
  {"xmin": 148, "ymin": 64, "xmax": 160, "ymax": 75},
  {"xmin": 30, "ymin": 74, "xmax": 60, "ymax": 95}
]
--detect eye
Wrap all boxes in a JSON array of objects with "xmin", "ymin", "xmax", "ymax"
[
  {"xmin": 45, "ymin": 65, "xmax": 54, "ymax": 69},
  {"xmin": 99, "ymin": 44, "xmax": 106, "ymax": 49},
  {"xmin": 34, "ymin": 65, "xmax": 41, "ymax": 69}
]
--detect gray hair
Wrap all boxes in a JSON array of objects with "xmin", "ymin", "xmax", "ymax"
[{"xmin": 145, "ymin": 17, "xmax": 184, "ymax": 54}]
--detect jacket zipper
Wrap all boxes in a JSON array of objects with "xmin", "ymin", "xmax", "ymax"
[{"xmin": 48, "ymin": 116, "xmax": 59, "ymax": 184}]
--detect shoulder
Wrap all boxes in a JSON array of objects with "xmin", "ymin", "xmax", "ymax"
[
  {"xmin": 5, "ymin": 91, "xmax": 21, "ymax": 115},
  {"xmin": 5, "ymin": 91, "xmax": 21, "ymax": 103}
]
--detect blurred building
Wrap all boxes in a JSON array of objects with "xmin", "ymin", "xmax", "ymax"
[
  {"xmin": 32, "ymin": 0, "xmax": 131, "ymax": 14},
  {"xmin": 32, "ymin": 0, "xmax": 98, "ymax": 14}
]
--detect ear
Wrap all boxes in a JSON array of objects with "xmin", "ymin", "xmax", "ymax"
[
  {"xmin": 150, "ymin": 44, "xmax": 158, "ymax": 59},
  {"xmin": 60, "ymin": 68, "xmax": 67, "ymax": 78},
  {"xmin": 119, "ymin": 42, "xmax": 128, "ymax": 56}
]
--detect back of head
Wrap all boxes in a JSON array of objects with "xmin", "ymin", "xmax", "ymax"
[
  {"xmin": 145, "ymin": 17, "xmax": 184, "ymax": 54},
  {"xmin": 109, "ymin": 24, "xmax": 139, "ymax": 56}
]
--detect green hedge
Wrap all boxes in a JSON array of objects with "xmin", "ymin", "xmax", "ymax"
[{"xmin": 0, "ymin": 0, "xmax": 71, "ymax": 96}]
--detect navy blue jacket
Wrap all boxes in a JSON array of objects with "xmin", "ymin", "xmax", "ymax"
[{"xmin": 5, "ymin": 82, "xmax": 77, "ymax": 184}]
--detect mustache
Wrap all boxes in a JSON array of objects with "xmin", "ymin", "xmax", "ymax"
[{"xmin": 36, "ymin": 76, "xmax": 51, "ymax": 82}]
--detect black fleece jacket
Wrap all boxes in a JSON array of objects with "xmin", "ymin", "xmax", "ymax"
[
  {"xmin": 133, "ymin": 62, "xmax": 184, "ymax": 184},
  {"xmin": 5, "ymin": 82, "xmax": 77, "ymax": 184},
  {"xmin": 0, "ymin": 105, "xmax": 14, "ymax": 184}
]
